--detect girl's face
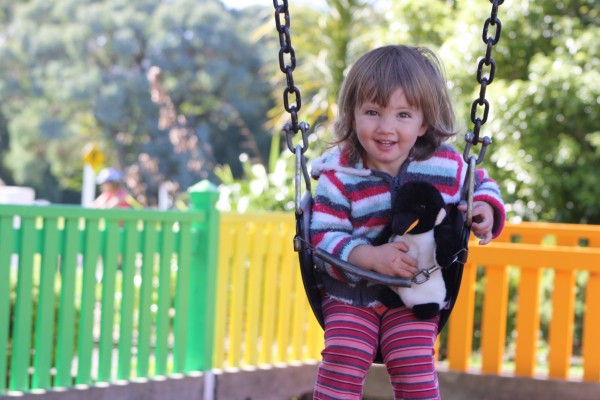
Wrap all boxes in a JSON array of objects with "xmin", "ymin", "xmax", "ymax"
[
  {"xmin": 353, "ymin": 87, "xmax": 427, "ymax": 175},
  {"xmin": 101, "ymin": 182, "xmax": 120, "ymax": 194}
]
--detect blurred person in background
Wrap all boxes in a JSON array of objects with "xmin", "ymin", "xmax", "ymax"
[{"xmin": 93, "ymin": 167, "xmax": 139, "ymax": 209}]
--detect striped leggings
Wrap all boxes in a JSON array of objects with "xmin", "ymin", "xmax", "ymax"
[{"xmin": 313, "ymin": 296, "xmax": 440, "ymax": 400}]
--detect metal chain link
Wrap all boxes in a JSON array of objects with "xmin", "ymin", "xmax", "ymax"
[
  {"xmin": 463, "ymin": 0, "xmax": 504, "ymax": 166},
  {"xmin": 462, "ymin": 0, "xmax": 503, "ymax": 226},
  {"xmin": 272, "ymin": 1, "xmax": 309, "ymax": 137},
  {"xmin": 273, "ymin": 0, "xmax": 312, "ymax": 213}
]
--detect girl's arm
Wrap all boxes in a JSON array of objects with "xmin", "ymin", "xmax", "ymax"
[{"xmin": 310, "ymin": 172, "xmax": 371, "ymax": 283}]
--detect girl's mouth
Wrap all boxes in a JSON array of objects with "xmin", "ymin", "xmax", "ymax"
[{"xmin": 376, "ymin": 140, "xmax": 396, "ymax": 147}]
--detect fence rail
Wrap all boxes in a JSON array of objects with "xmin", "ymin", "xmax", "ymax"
[{"xmin": 2, "ymin": 195, "xmax": 600, "ymax": 395}]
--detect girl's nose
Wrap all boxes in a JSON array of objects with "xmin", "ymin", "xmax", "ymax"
[{"xmin": 377, "ymin": 114, "xmax": 396, "ymax": 133}]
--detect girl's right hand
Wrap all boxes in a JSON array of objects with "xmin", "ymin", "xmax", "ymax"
[{"xmin": 349, "ymin": 242, "xmax": 418, "ymax": 278}]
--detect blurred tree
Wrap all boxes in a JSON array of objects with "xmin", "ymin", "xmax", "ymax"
[
  {"xmin": 379, "ymin": 0, "xmax": 600, "ymax": 223},
  {"xmin": 217, "ymin": 0, "xmax": 382, "ymax": 212},
  {"xmin": 261, "ymin": 0, "xmax": 379, "ymax": 142},
  {"xmin": 223, "ymin": 0, "xmax": 600, "ymax": 223},
  {"xmin": 0, "ymin": 0, "xmax": 598, "ymax": 220},
  {"xmin": 143, "ymin": 0, "xmax": 274, "ymax": 201},
  {"xmin": 0, "ymin": 0, "xmax": 273, "ymax": 204},
  {"xmin": 484, "ymin": 0, "xmax": 600, "ymax": 223}
]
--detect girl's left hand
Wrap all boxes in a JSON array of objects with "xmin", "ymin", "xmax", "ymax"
[{"xmin": 458, "ymin": 201, "xmax": 494, "ymax": 245}]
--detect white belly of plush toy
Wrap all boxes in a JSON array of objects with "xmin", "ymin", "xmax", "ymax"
[{"xmin": 390, "ymin": 232, "xmax": 446, "ymax": 309}]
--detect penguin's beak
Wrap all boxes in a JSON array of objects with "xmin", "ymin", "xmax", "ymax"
[
  {"xmin": 393, "ymin": 213, "xmax": 419, "ymax": 235},
  {"xmin": 392, "ymin": 212, "xmax": 422, "ymax": 236},
  {"xmin": 404, "ymin": 218, "xmax": 419, "ymax": 235}
]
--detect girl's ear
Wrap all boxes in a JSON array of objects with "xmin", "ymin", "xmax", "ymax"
[{"xmin": 418, "ymin": 124, "xmax": 428, "ymax": 137}]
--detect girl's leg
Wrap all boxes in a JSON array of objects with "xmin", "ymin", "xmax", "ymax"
[
  {"xmin": 313, "ymin": 297, "xmax": 380, "ymax": 400},
  {"xmin": 380, "ymin": 306, "xmax": 440, "ymax": 400}
]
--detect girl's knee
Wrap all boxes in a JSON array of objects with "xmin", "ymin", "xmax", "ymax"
[{"xmin": 321, "ymin": 343, "xmax": 377, "ymax": 370}]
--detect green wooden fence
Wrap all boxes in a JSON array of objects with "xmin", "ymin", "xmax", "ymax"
[{"xmin": 0, "ymin": 181, "xmax": 219, "ymax": 394}]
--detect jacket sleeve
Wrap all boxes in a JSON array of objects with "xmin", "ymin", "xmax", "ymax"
[
  {"xmin": 310, "ymin": 171, "xmax": 370, "ymax": 284},
  {"xmin": 410, "ymin": 145, "xmax": 506, "ymax": 238}
]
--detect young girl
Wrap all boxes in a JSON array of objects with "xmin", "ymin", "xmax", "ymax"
[{"xmin": 309, "ymin": 45, "xmax": 506, "ymax": 399}]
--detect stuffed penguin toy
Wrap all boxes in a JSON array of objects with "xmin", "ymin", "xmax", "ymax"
[{"xmin": 389, "ymin": 181, "xmax": 463, "ymax": 319}]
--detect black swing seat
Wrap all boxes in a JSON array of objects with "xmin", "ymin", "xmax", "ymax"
[{"xmin": 294, "ymin": 190, "xmax": 469, "ymax": 337}]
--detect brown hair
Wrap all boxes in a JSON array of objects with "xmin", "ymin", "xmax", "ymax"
[{"xmin": 333, "ymin": 45, "xmax": 456, "ymax": 163}]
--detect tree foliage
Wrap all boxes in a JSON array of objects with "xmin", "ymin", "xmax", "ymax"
[
  {"xmin": 0, "ymin": 0, "xmax": 598, "ymax": 222},
  {"xmin": 380, "ymin": 0, "xmax": 600, "ymax": 224},
  {"xmin": 0, "ymin": 0, "xmax": 273, "ymax": 204},
  {"xmin": 486, "ymin": 0, "xmax": 600, "ymax": 223}
]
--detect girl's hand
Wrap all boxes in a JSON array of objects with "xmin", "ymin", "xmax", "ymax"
[
  {"xmin": 459, "ymin": 201, "xmax": 494, "ymax": 245},
  {"xmin": 349, "ymin": 242, "xmax": 418, "ymax": 278}
]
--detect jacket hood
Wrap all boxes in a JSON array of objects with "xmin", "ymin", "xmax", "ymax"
[{"xmin": 310, "ymin": 145, "xmax": 373, "ymax": 180}]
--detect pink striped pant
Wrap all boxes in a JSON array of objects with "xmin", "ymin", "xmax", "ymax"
[{"xmin": 313, "ymin": 296, "xmax": 440, "ymax": 400}]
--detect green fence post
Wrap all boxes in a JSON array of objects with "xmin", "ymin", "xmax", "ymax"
[{"xmin": 185, "ymin": 180, "xmax": 220, "ymax": 372}]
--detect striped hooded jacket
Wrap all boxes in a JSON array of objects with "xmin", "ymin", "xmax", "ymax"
[{"xmin": 309, "ymin": 143, "xmax": 506, "ymax": 307}]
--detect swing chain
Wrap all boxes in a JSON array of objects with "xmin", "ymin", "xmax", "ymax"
[
  {"xmin": 273, "ymin": 0, "xmax": 304, "ymax": 135},
  {"xmin": 462, "ymin": 0, "xmax": 503, "ymax": 227},
  {"xmin": 463, "ymin": 0, "xmax": 503, "ymax": 167},
  {"xmin": 273, "ymin": 0, "xmax": 312, "ymax": 214}
]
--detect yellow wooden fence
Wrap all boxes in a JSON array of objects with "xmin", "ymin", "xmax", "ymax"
[
  {"xmin": 213, "ymin": 213, "xmax": 323, "ymax": 369},
  {"xmin": 213, "ymin": 213, "xmax": 600, "ymax": 383},
  {"xmin": 448, "ymin": 222, "xmax": 600, "ymax": 381}
]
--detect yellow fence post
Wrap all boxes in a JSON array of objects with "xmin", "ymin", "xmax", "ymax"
[
  {"xmin": 447, "ymin": 261, "xmax": 477, "ymax": 371},
  {"xmin": 514, "ymin": 267, "xmax": 542, "ymax": 377},
  {"xmin": 213, "ymin": 221, "xmax": 233, "ymax": 369},
  {"xmin": 244, "ymin": 223, "xmax": 266, "ymax": 366},
  {"xmin": 228, "ymin": 220, "xmax": 248, "ymax": 368},
  {"xmin": 481, "ymin": 264, "xmax": 509, "ymax": 374},
  {"xmin": 583, "ymin": 272, "xmax": 600, "ymax": 381},
  {"xmin": 548, "ymin": 269, "xmax": 576, "ymax": 379}
]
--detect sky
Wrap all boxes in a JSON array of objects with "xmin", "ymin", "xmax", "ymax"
[
  {"xmin": 221, "ymin": 0, "xmax": 264, "ymax": 7},
  {"xmin": 221, "ymin": 0, "xmax": 325, "ymax": 10}
]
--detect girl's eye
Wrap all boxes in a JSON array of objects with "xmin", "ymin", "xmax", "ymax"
[
  {"xmin": 366, "ymin": 110, "xmax": 378, "ymax": 116},
  {"xmin": 398, "ymin": 112, "xmax": 409, "ymax": 118}
]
